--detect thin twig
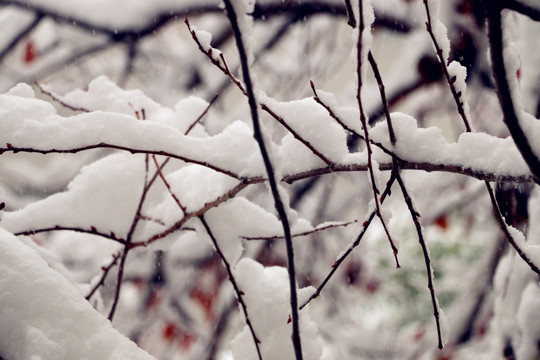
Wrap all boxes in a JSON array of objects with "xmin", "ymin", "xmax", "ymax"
[
  {"xmin": 261, "ymin": 104, "xmax": 335, "ymax": 167},
  {"xmin": 0, "ymin": 143, "xmax": 242, "ymax": 180},
  {"xmin": 300, "ymin": 174, "xmax": 396, "ymax": 309},
  {"xmin": 356, "ymin": 1, "xmax": 400, "ymax": 268},
  {"xmin": 185, "ymin": 16, "xmax": 247, "ymax": 96},
  {"xmin": 186, "ymin": 18, "xmax": 335, "ymax": 169},
  {"xmin": 367, "ymin": 52, "xmax": 396, "ymax": 145},
  {"xmin": 425, "ymin": 0, "xmax": 540, "ymax": 275},
  {"xmin": 485, "ymin": 182, "xmax": 540, "ymax": 274},
  {"xmin": 136, "ymin": 177, "xmax": 263, "ymax": 248},
  {"xmin": 343, "ymin": 0, "xmax": 357, "ymax": 28},
  {"xmin": 151, "ymin": 155, "xmax": 186, "ymax": 214},
  {"xmin": 310, "ymin": 80, "xmax": 361, "ymax": 136},
  {"xmin": 395, "ymin": 171, "xmax": 444, "ymax": 349},
  {"xmin": 186, "ymin": 93, "xmax": 219, "ymax": 134},
  {"xmin": 482, "ymin": 2, "xmax": 540, "ymax": 184},
  {"xmin": 242, "ymin": 220, "xmax": 357, "ymax": 241},
  {"xmin": 108, "ymin": 154, "xmax": 152, "ymax": 320},
  {"xmin": 85, "ymin": 250, "xmax": 122, "ymax": 300},
  {"xmin": 35, "ymin": 82, "xmax": 91, "ymax": 112},
  {"xmin": 423, "ymin": 0, "xmax": 472, "ymax": 132},
  {"xmin": 368, "ymin": 43, "xmax": 445, "ymax": 348},
  {"xmin": 199, "ymin": 215, "xmax": 263, "ymax": 360},
  {"xmin": 221, "ymin": 1, "xmax": 303, "ymax": 359},
  {"xmin": 15, "ymin": 226, "xmax": 126, "ymax": 244}
]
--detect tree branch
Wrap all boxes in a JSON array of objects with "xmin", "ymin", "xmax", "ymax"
[
  {"xmin": 505, "ymin": 0, "xmax": 540, "ymax": 21},
  {"xmin": 356, "ymin": 1, "xmax": 400, "ymax": 268},
  {"xmin": 423, "ymin": 0, "xmax": 472, "ymax": 132},
  {"xmin": 483, "ymin": 2, "xmax": 540, "ymax": 184},
  {"xmin": 221, "ymin": 1, "xmax": 303, "ymax": 358},
  {"xmin": 199, "ymin": 215, "xmax": 263, "ymax": 360}
]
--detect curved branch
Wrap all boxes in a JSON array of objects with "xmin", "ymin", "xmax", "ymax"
[
  {"xmin": 483, "ymin": 3, "xmax": 540, "ymax": 184},
  {"xmin": 505, "ymin": 0, "xmax": 540, "ymax": 21},
  {"xmin": 0, "ymin": 143, "xmax": 242, "ymax": 180},
  {"xmin": 222, "ymin": 1, "xmax": 303, "ymax": 359},
  {"xmin": 15, "ymin": 226, "xmax": 126, "ymax": 244},
  {"xmin": 199, "ymin": 215, "xmax": 263, "ymax": 360}
]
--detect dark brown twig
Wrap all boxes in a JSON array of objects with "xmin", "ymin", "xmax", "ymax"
[
  {"xmin": 425, "ymin": 0, "xmax": 540, "ymax": 275},
  {"xmin": 482, "ymin": 2, "xmax": 540, "ymax": 185},
  {"xmin": 242, "ymin": 220, "xmax": 357, "ymax": 241},
  {"xmin": 85, "ymin": 250, "xmax": 122, "ymax": 300},
  {"xmin": 0, "ymin": 143, "xmax": 242, "ymax": 180},
  {"xmin": 485, "ymin": 182, "xmax": 540, "ymax": 274},
  {"xmin": 108, "ymin": 154, "xmax": 151, "ymax": 320},
  {"xmin": 35, "ymin": 82, "xmax": 91, "ymax": 112},
  {"xmin": 151, "ymin": 155, "xmax": 186, "ymax": 214},
  {"xmin": 300, "ymin": 174, "xmax": 396, "ymax": 309},
  {"xmin": 395, "ymin": 171, "xmax": 444, "ymax": 349},
  {"xmin": 199, "ymin": 215, "xmax": 263, "ymax": 360},
  {"xmin": 186, "ymin": 18, "xmax": 335, "ymax": 169},
  {"xmin": 423, "ymin": 0, "xmax": 472, "ymax": 133},
  {"xmin": 343, "ymin": 0, "xmax": 356, "ymax": 28},
  {"xmin": 137, "ymin": 177, "xmax": 262, "ymax": 248},
  {"xmin": 356, "ymin": 1, "xmax": 400, "ymax": 268},
  {"xmin": 368, "ymin": 47, "xmax": 445, "ymax": 349},
  {"xmin": 15, "ymin": 226, "xmax": 125, "ymax": 244},
  {"xmin": 261, "ymin": 104, "xmax": 334, "ymax": 167},
  {"xmin": 185, "ymin": 93, "xmax": 219, "ymax": 135},
  {"xmin": 221, "ymin": 1, "xmax": 303, "ymax": 359},
  {"xmin": 367, "ymin": 52, "xmax": 396, "ymax": 145},
  {"xmin": 185, "ymin": 16, "xmax": 247, "ymax": 97}
]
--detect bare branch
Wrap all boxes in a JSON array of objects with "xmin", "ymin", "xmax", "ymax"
[
  {"xmin": 343, "ymin": 0, "xmax": 356, "ymax": 28},
  {"xmin": 221, "ymin": 1, "xmax": 303, "ymax": 358},
  {"xmin": 0, "ymin": 143, "xmax": 242, "ymax": 180},
  {"xmin": 135, "ymin": 177, "xmax": 263, "ymax": 248},
  {"xmin": 185, "ymin": 16, "xmax": 247, "ymax": 97},
  {"xmin": 15, "ymin": 226, "xmax": 126, "ymax": 245},
  {"xmin": 485, "ymin": 182, "xmax": 540, "ymax": 275},
  {"xmin": 505, "ymin": 0, "xmax": 540, "ymax": 21},
  {"xmin": 151, "ymin": 155, "xmax": 186, "ymax": 214},
  {"xmin": 242, "ymin": 220, "xmax": 357, "ymax": 241},
  {"xmin": 300, "ymin": 174, "xmax": 396, "ymax": 309},
  {"xmin": 109, "ymin": 153, "xmax": 152, "ymax": 320},
  {"xmin": 482, "ymin": 3, "xmax": 540, "ymax": 185},
  {"xmin": 367, "ymin": 52, "xmax": 396, "ymax": 145},
  {"xmin": 199, "ymin": 215, "xmax": 263, "ymax": 360},
  {"xmin": 356, "ymin": 1, "xmax": 400, "ymax": 268},
  {"xmin": 85, "ymin": 250, "xmax": 122, "ymax": 300},
  {"xmin": 260, "ymin": 104, "xmax": 335, "ymax": 167},
  {"xmin": 186, "ymin": 93, "xmax": 219, "ymax": 135},
  {"xmin": 423, "ymin": 0, "xmax": 472, "ymax": 133},
  {"xmin": 35, "ymin": 82, "xmax": 90, "ymax": 112},
  {"xmin": 395, "ymin": 171, "xmax": 444, "ymax": 349}
]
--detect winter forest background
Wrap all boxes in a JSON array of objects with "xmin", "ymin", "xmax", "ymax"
[{"xmin": 1, "ymin": 0, "xmax": 540, "ymax": 359}]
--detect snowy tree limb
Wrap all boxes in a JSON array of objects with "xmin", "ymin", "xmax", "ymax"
[{"xmin": 222, "ymin": 1, "xmax": 303, "ymax": 359}]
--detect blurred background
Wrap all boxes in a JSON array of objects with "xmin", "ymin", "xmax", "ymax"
[{"xmin": 1, "ymin": 0, "xmax": 539, "ymax": 359}]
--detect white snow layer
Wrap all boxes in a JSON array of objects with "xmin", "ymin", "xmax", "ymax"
[
  {"xmin": 0, "ymin": 227, "xmax": 157, "ymax": 360},
  {"xmin": 1, "ymin": 153, "xmax": 145, "ymax": 237},
  {"xmin": 0, "ymin": 78, "xmax": 265, "ymax": 178},
  {"xmin": 231, "ymin": 259, "xmax": 323, "ymax": 360},
  {"xmin": 1, "ymin": 77, "xmax": 535, "ymax": 187},
  {"xmin": 370, "ymin": 112, "xmax": 532, "ymax": 178}
]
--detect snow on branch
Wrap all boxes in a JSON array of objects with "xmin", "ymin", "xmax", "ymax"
[{"xmin": 0, "ymin": 228, "xmax": 157, "ymax": 360}]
